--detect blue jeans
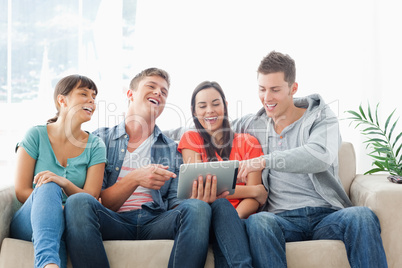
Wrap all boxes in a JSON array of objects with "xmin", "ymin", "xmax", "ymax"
[
  {"xmin": 64, "ymin": 193, "xmax": 211, "ymax": 268},
  {"xmin": 10, "ymin": 182, "xmax": 67, "ymax": 268},
  {"xmin": 245, "ymin": 206, "xmax": 388, "ymax": 268},
  {"xmin": 210, "ymin": 198, "xmax": 253, "ymax": 268}
]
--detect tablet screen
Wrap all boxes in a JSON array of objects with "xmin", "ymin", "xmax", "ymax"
[{"xmin": 177, "ymin": 160, "xmax": 239, "ymax": 199}]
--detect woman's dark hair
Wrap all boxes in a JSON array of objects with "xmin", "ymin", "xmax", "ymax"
[
  {"xmin": 191, "ymin": 81, "xmax": 234, "ymax": 161},
  {"xmin": 47, "ymin": 74, "xmax": 98, "ymax": 124}
]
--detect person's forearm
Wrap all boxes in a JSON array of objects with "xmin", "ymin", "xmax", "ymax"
[
  {"xmin": 62, "ymin": 180, "xmax": 88, "ymax": 197},
  {"xmin": 15, "ymin": 188, "xmax": 33, "ymax": 204},
  {"xmin": 236, "ymin": 198, "xmax": 259, "ymax": 219},
  {"xmin": 100, "ymin": 176, "xmax": 139, "ymax": 211},
  {"xmin": 227, "ymin": 185, "xmax": 259, "ymax": 199}
]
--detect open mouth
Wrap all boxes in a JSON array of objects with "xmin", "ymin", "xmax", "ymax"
[
  {"xmin": 83, "ymin": 106, "xmax": 93, "ymax": 113},
  {"xmin": 265, "ymin": 103, "xmax": 277, "ymax": 111},
  {"xmin": 148, "ymin": 98, "xmax": 160, "ymax": 106},
  {"xmin": 204, "ymin": 117, "xmax": 218, "ymax": 124}
]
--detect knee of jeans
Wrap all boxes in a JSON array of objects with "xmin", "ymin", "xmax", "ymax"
[
  {"xmin": 64, "ymin": 193, "xmax": 96, "ymax": 219},
  {"xmin": 181, "ymin": 199, "xmax": 211, "ymax": 219},
  {"xmin": 346, "ymin": 207, "xmax": 380, "ymax": 227},
  {"xmin": 246, "ymin": 212, "xmax": 278, "ymax": 232},
  {"xmin": 210, "ymin": 198, "xmax": 231, "ymax": 211},
  {"xmin": 34, "ymin": 182, "xmax": 62, "ymax": 196}
]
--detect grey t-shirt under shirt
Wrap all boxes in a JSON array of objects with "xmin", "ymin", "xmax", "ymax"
[{"xmin": 267, "ymin": 116, "xmax": 332, "ymax": 214}]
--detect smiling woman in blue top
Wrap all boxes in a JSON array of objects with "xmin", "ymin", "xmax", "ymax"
[{"xmin": 10, "ymin": 75, "xmax": 107, "ymax": 268}]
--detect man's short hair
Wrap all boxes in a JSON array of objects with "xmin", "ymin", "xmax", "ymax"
[
  {"xmin": 129, "ymin": 67, "xmax": 170, "ymax": 91},
  {"xmin": 258, "ymin": 51, "xmax": 296, "ymax": 85}
]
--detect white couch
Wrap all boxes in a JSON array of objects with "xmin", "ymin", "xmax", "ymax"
[{"xmin": 1, "ymin": 142, "xmax": 401, "ymax": 267}]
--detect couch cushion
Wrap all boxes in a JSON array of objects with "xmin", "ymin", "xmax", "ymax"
[
  {"xmin": 286, "ymin": 240, "xmax": 350, "ymax": 268},
  {"xmin": 338, "ymin": 142, "xmax": 356, "ymax": 197},
  {"xmin": 1, "ymin": 237, "xmax": 351, "ymax": 268},
  {"xmin": 0, "ymin": 187, "xmax": 14, "ymax": 250},
  {"xmin": 0, "ymin": 238, "xmax": 215, "ymax": 268}
]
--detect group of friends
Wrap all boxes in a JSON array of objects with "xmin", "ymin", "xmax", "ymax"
[{"xmin": 10, "ymin": 51, "xmax": 388, "ymax": 268}]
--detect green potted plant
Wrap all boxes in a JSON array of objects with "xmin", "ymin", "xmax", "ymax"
[{"xmin": 345, "ymin": 103, "xmax": 402, "ymax": 181}]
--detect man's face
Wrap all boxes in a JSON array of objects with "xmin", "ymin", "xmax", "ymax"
[
  {"xmin": 128, "ymin": 75, "xmax": 169, "ymax": 120},
  {"xmin": 257, "ymin": 72, "xmax": 297, "ymax": 121}
]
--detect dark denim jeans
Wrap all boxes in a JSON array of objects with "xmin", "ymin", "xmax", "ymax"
[
  {"xmin": 245, "ymin": 206, "xmax": 388, "ymax": 268},
  {"xmin": 210, "ymin": 198, "xmax": 253, "ymax": 268},
  {"xmin": 64, "ymin": 193, "xmax": 211, "ymax": 268}
]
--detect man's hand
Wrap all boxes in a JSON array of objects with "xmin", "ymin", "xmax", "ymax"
[
  {"xmin": 237, "ymin": 157, "xmax": 266, "ymax": 183},
  {"xmin": 190, "ymin": 174, "xmax": 229, "ymax": 203},
  {"xmin": 133, "ymin": 164, "xmax": 176, "ymax": 190}
]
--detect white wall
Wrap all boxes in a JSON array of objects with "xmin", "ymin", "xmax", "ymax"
[
  {"xmin": 1, "ymin": 0, "xmax": 401, "ymax": 188},
  {"xmin": 128, "ymin": 0, "xmax": 402, "ymax": 175}
]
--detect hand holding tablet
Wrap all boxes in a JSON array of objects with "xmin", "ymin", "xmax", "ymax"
[{"xmin": 177, "ymin": 160, "xmax": 239, "ymax": 199}]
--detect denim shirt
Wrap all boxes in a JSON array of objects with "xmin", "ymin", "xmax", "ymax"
[{"xmin": 93, "ymin": 120, "xmax": 183, "ymax": 213}]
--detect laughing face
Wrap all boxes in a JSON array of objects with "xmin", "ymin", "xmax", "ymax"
[
  {"xmin": 128, "ymin": 75, "xmax": 169, "ymax": 120},
  {"xmin": 194, "ymin": 87, "xmax": 226, "ymax": 136},
  {"xmin": 61, "ymin": 86, "xmax": 97, "ymax": 123},
  {"xmin": 258, "ymin": 72, "xmax": 298, "ymax": 122}
]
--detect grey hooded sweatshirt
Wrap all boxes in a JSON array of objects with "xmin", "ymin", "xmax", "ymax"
[{"xmin": 231, "ymin": 94, "xmax": 353, "ymax": 211}]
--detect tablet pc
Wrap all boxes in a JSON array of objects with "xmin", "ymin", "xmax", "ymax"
[{"xmin": 177, "ymin": 160, "xmax": 239, "ymax": 199}]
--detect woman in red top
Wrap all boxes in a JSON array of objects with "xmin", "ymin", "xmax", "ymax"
[{"xmin": 178, "ymin": 81, "xmax": 267, "ymax": 267}]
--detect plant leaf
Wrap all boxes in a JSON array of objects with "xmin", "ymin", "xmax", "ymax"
[
  {"xmin": 364, "ymin": 131, "xmax": 385, "ymax": 136},
  {"xmin": 388, "ymin": 117, "xmax": 399, "ymax": 141},
  {"xmin": 369, "ymin": 148, "xmax": 392, "ymax": 154},
  {"xmin": 384, "ymin": 109, "xmax": 396, "ymax": 135},
  {"xmin": 375, "ymin": 103, "xmax": 380, "ymax": 126},
  {"xmin": 393, "ymin": 132, "xmax": 402, "ymax": 148},
  {"xmin": 345, "ymin": 110, "xmax": 362, "ymax": 120},
  {"xmin": 364, "ymin": 168, "xmax": 384, "ymax": 175},
  {"xmin": 363, "ymin": 127, "xmax": 380, "ymax": 132},
  {"xmin": 373, "ymin": 161, "xmax": 384, "ymax": 168},
  {"xmin": 368, "ymin": 102, "xmax": 373, "ymax": 123},
  {"xmin": 368, "ymin": 154, "xmax": 388, "ymax": 161},
  {"xmin": 396, "ymin": 143, "xmax": 402, "ymax": 159},
  {"xmin": 359, "ymin": 104, "xmax": 367, "ymax": 120},
  {"xmin": 364, "ymin": 138, "xmax": 387, "ymax": 144}
]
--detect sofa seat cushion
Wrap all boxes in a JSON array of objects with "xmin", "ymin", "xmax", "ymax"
[
  {"xmin": 0, "ymin": 238, "xmax": 215, "ymax": 268},
  {"xmin": 286, "ymin": 240, "xmax": 349, "ymax": 268},
  {"xmin": 1, "ymin": 237, "xmax": 350, "ymax": 268}
]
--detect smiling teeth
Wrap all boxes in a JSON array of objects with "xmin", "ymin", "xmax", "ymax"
[
  {"xmin": 205, "ymin": 117, "xmax": 218, "ymax": 120},
  {"xmin": 83, "ymin": 107, "xmax": 93, "ymax": 112},
  {"xmin": 148, "ymin": 98, "xmax": 159, "ymax": 105},
  {"xmin": 266, "ymin": 104, "xmax": 276, "ymax": 108}
]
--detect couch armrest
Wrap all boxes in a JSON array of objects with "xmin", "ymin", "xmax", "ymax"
[
  {"xmin": 350, "ymin": 174, "xmax": 402, "ymax": 268},
  {"xmin": 0, "ymin": 186, "xmax": 16, "ymax": 249}
]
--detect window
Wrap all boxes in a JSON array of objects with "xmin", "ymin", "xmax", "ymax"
[
  {"xmin": 0, "ymin": 0, "xmax": 137, "ymax": 187},
  {"xmin": 1, "ymin": 0, "xmax": 137, "ymax": 104}
]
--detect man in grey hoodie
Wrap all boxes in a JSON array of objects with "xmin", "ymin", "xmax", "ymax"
[{"xmin": 234, "ymin": 51, "xmax": 387, "ymax": 268}]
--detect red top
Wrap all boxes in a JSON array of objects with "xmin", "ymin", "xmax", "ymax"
[{"xmin": 178, "ymin": 131, "xmax": 263, "ymax": 208}]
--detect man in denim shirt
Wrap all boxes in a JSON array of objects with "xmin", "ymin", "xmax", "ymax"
[{"xmin": 64, "ymin": 68, "xmax": 213, "ymax": 268}]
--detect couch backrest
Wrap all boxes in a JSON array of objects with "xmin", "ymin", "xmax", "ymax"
[{"xmin": 338, "ymin": 142, "xmax": 356, "ymax": 197}]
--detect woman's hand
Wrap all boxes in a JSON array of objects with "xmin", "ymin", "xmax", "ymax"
[
  {"xmin": 190, "ymin": 174, "xmax": 229, "ymax": 203},
  {"xmin": 34, "ymin": 171, "xmax": 68, "ymax": 188},
  {"xmin": 237, "ymin": 156, "xmax": 266, "ymax": 183}
]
